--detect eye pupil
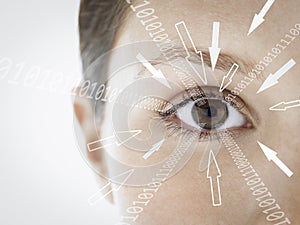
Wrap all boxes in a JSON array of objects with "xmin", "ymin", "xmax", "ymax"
[
  {"xmin": 192, "ymin": 99, "xmax": 228, "ymax": 130},
  {"xmin": 203, "ymin": 106, "xmax": 217, "ymax": 117}
]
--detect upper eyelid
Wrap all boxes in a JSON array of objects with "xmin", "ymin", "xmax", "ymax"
[{"xmin": 160, "ymin": 86, "xmax": 241, "ymax": 113}]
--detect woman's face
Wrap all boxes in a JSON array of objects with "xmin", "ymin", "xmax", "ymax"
[{"xmin": 79, "ymin": 0, "xmax": 300, "ymax": 224}]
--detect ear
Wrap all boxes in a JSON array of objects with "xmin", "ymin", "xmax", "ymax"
[{"xmin": 72, "ymin": 87, "xmax": 113, "ymax": 203}]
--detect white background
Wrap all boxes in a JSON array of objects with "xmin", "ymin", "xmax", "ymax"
[{"xmin": 0, "ymin": 1, "xmax": 118, "ymax": 224}]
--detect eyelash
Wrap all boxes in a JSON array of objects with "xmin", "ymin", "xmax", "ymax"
[
  {"xmin": 159, "ymin": 116, "xmax": 214, "ymax": 141},
  {"xmin": 157, "ymin": 87, "xmax": 253, "ymax": 142}
]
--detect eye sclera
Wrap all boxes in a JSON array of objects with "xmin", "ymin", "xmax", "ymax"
[{"xmin": 158, "ymin": 86, "xmax": 255, "ymax": 141}]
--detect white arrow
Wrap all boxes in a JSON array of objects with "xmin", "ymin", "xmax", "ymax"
[
  {"xmin": 269, "ymin": 100, "xmax": 300, "ymax": 111},
  {"xmin": 248, "ymin": 0, "xmax": 276, "ymax": 35},
  {"xmin": 88, "ymin": 169, "xmax": 134, "ymax": 205},
  {"xmin": 143, "ymin": 139, "xmax": 165, "ymax": 159},
  {"xmin": 209, "ymin": 22, "xmax": 221, "ymax": 71},
  {"xmin": 207, "ymin": 150, "xmax": 222, "ymax": 206},
  {"xmin": 257, "ymin": 141, "xmax": 293, "ymax": 177},
  {"xmin": 175, "ymin": 21, "xmax": 207, "ymax": 84},
  {"xmin": 257, "ymin": 59, "xmax": 296, "ymax": 94},
  {"xmin": 136, "ymin": 53, "xmax": 171, "ymax": 88},
  {"xmin": 87, "ymin": 130, "xmax": 142, "ymax": 152},
  {"xmin": 219, "ymin": 63, "xmax": 239, "ymax": 92}
]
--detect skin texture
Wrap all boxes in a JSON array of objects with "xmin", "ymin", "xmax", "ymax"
[{"xmin": 74, "ymin": 0, "xmax": 300, "ymax": 224}]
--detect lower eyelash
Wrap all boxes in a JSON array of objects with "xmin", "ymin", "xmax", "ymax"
[{"xmin": 156, "ymin": 115, "xmax": 215, "ymax": 142}]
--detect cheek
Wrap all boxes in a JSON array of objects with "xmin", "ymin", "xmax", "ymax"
[
  {"xmin": 257, "ymin": 105, "xmax": 299, "ymax": 173},
  {"xmin": 113, "ymin": 138, "xmax": 262, "ymax": 224}
]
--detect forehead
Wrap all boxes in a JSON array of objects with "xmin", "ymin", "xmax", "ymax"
[
  {"xmin": 121, "ymin": 0, "xmax": 299, "ymax": 42},
  {"xmin": 115, "ymin": 0, "xmax": 300, "ymax": 72},
  {"xmin": 105, "ymin": 0, "xmax": 300, "ymax": 113}
]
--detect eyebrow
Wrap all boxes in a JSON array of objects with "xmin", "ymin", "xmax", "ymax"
[
  {"xmin": 176, "ymin": 46, "xmax": 257, "ymax": 77},
  {"xmin": 197, "ymin": 49, "xmax": 254, "ymax": 75},
  {"xmin": 135, "ymin": 45, "xmax": 265, "ymax": 83}
]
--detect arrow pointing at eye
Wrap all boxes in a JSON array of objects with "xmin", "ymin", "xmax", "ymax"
[
  {"xmin": 88, "ymin": 169, "xmax": 134, "ymax": 205},
  {"xmin": 136, "ymin": 53, "xmax": 172, "ymax": 89},
  {"xmin": 143, "ymin": 139, "xmax": 165, "ymax": 159},
  {"xmin": 248, "ymin": 0, "xmax": 276, "ymax": 35},
  {"xmin": 219, "ymin": 63, "xmax": 239, "ymax": 92},
  {"xmin": 257, "ymin": 141, "xmax": 293, "ymax": 177},
  {"xmin": 209, "ymin": 22, "xmax": 221, "ymax": 71},
  {"xmin": 256, "ymin": 59, "xmax": 296, "ymax": 94},
  {"xmin": 269, "ymin": 100, "xmax": 300, "ymax": 111},
  {"xmin": 87, "ymin": 130, "xmax": 142, "ymax": 152},
  {"xmin": 175, "ymin": 21, "xmax": 207, "ymax": 84},
  {"xmin": 207, "ymin": 150, "xmax": 222, "ymax": 206}
]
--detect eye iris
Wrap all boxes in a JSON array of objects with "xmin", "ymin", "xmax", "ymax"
[{"xmin": 191, "ymin": 99, "xmax": 228, "ymax": 130}]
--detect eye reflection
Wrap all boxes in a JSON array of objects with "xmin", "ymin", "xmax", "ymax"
[{"xmin": 159, "ymin": 86, "xmax": 254, "ymax": 140}]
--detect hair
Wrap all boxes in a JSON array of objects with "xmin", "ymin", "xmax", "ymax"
[{"xmin": 79, "ymin": 0, "xmax": 129, "ymax": 81}]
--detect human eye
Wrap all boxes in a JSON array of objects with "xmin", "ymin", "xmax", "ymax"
[{"xmin": 159, "ymin": 86, "xmax": 255, "ymax": 141}]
